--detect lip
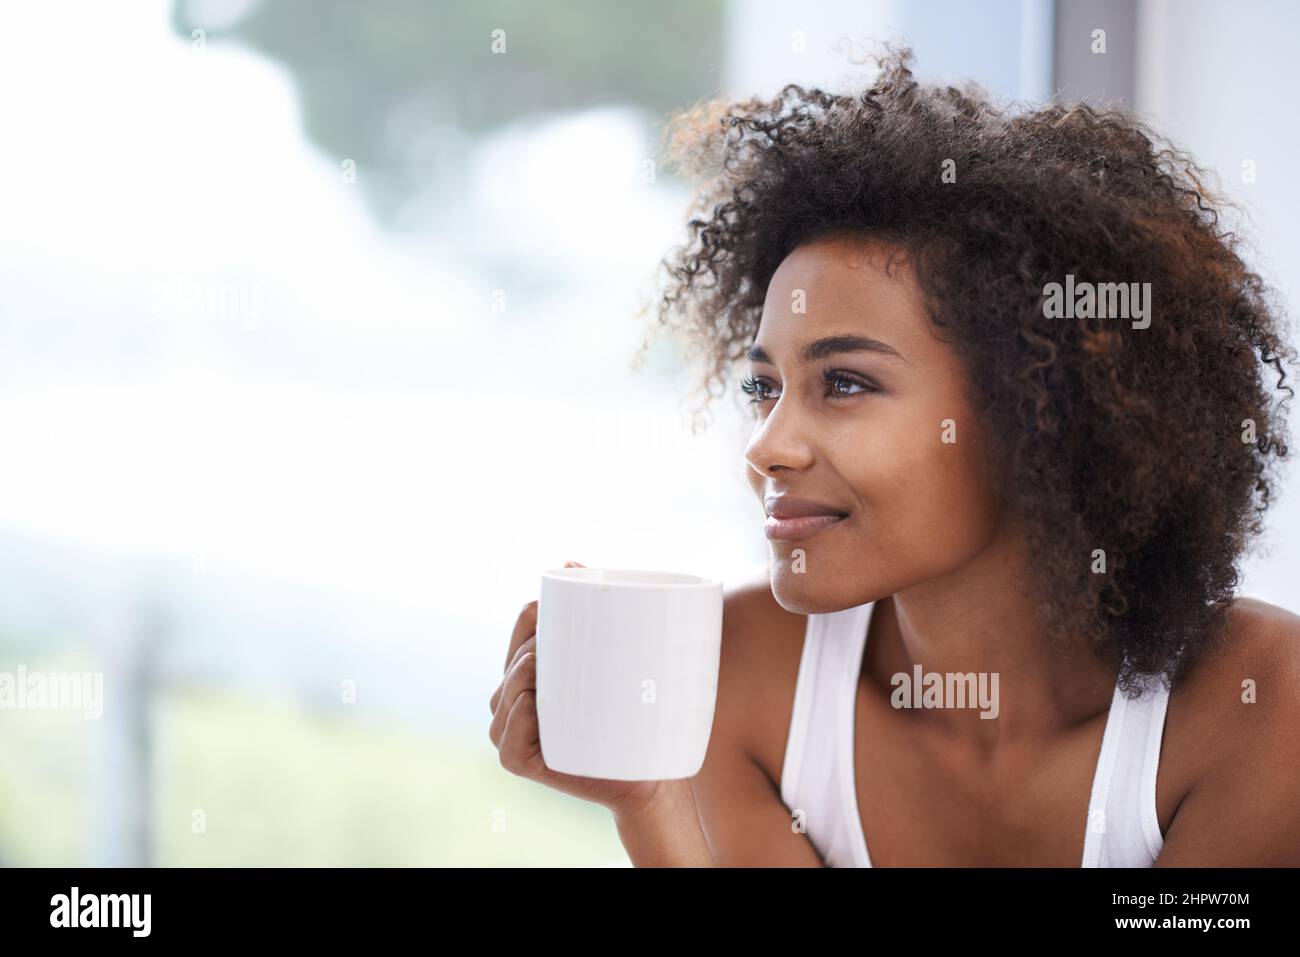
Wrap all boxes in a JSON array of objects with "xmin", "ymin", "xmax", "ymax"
[
  {"xmin": 763, "ymin": 496, "xmax": 850, "ymax": 542},
  {"xmin": 764, "ymin": 513, "xmax": 848, "ymax": 541}
]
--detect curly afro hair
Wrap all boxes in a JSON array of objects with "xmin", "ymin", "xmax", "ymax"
[{"xmin": 641, "ymin": 46, "xmax": 1297, "ymax": 696}]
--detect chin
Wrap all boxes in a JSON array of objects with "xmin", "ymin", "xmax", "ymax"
[{"xmin": 768, "ymin": 557, "xmax": 865, "ymax": 615}]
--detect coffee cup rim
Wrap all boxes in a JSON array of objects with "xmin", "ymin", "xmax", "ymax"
[{"xmin": 542, "ymin": 567, "xmax": 719, "ymax": 588}]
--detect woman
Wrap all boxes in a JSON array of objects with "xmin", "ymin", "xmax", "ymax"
[{"xmin": 489, "ymin": 48, "xmax": 1300, "ymax": 866}]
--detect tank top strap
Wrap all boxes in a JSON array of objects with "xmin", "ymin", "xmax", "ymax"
[
  {"xmin": 780, "ymin": 601, "xmax": 874, "ymax": 867},
  {"xmin": 1081, "ymin": 675, "xmax": 1171, "ymax": 866}
]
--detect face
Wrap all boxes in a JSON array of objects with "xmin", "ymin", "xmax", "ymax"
[{"xmin": 742, "ymin": 234, "xmax": 1006, "ymax": 614}]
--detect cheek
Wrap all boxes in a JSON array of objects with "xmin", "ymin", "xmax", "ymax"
[{"xmin": 845, "ymin": 404, "xmax": 1000, "ymax": 569}]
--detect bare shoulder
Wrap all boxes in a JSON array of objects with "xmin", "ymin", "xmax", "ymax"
[
  {"xmin": 716, "ymin": 573, "xmax": 809, "ymax": 776},
  {"xmin": 1156, "ymin": 595, "xmax": 1300, "ymax": 865},
  {"xmin": 1224, "ymin": 594, "xmax": 1300, "ymax": 648},
  {"xmin": 1184, "ymin": 595, "xmax": 1300, "ymax": 705},
  {"xmin": 1220, "ymin": 594, "xmax": 1300, "ymax": 725},
  {"xmin": 1173, "ymin": 595, "xmax": 1300, "ymax": 753}
]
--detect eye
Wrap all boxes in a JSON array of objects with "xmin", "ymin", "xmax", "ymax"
[
  {"xmin": 822, "ymin": 369, "xmax": 880, "ymax": 398},
  {"xmin": 739, "ymin": 375, "xmax": 777, "ymax": 403}
]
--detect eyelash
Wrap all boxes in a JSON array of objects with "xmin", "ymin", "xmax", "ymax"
[{"xmin": 739, "ymin": 369, "xmax": 880, "ymax": 403}]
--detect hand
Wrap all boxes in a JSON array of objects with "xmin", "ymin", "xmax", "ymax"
[{"xmin": 488, "ymin": 561, "xmax": 665, "ymax": 816}]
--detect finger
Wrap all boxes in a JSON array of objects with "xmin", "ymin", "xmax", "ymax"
[
  {"xmin": 504, "ymin": 634, "xmax": 536, "ymax": 684},
  {"xmin": 497, "ymin": 689, "xmax": 542, "ymax": 776},
  {"xmin": 488, "ymin": 649, "xmax": 537, "ymax": 749},
  {"xmin": 505, "ymin": 599, "xmax": 538, "ymax": 674},
  {"xmin": 489, "ymin": 634, "xmax": 535, "ymax": 714}
]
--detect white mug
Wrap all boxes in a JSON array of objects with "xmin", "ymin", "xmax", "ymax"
[{"xmin": 536, "ymin": 567, "xmax": 723, "ymax": 780}]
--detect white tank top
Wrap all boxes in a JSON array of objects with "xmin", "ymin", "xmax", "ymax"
[{"xmin": 779, "ymin": 599, "xmax": 1171, "ymax": 866}]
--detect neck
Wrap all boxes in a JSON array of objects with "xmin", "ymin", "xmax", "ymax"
[{"xmin": 868, "ymin": 520, "xmax": 1121, "ymax": 755}]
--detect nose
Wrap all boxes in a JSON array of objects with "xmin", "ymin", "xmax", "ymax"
[{"xmin": 743, "ymin": 391, "xmax": 816, "ymax": 477}]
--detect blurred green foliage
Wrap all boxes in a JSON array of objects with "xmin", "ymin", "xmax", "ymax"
[
  {"xmin": 154, "ymin": 689, "xmax": 627, "ymax": 865},
  {"xmin": 0, "ymin": 646, "xmax": 626, "ymax": 866},
  {"xmin": 170, "ymin": 0, "xmax": 725, "ymax": 222}
]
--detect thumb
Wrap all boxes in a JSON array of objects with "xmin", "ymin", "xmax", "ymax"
[{"xmin": 563, "ymin": 560, "xmax": 585, "ymax": 568}]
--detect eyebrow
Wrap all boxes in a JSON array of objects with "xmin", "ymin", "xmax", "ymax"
[{"xmin": 746, "ymin": 334, "xmax": 905, "ymax": 365}]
